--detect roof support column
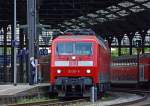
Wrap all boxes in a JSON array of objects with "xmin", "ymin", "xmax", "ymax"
[
  {"xmin": 128, "ymin": 35, "xmax": 133, "ymax": 55},
  {"xmin": 19, "ymin": 28, "xmax": 24, "ymax": 83},
  {"xmin": 118, "ymin": 36, "xmax": 122, "ymax": 56},
  {"xmin": 141, "ymin": 32, "xmax": 145, "ymax": 54},
  {"xmin": 27, "ymin": 0, "xmax": 37, "ymax": 85},
  {"xmin": 3, "ymin": 26, "xmax": 7, "ymax": 82},
  {"xmin": 108, "ymin": 36, "xmax": 113, "ymax": 52}
]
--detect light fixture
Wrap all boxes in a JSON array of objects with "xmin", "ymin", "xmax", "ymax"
[
  {"xmin": 57, "ymin": 69, "xmax": 62, "ymax": 74},
  {"xmin": 86, "ymin": 69, "xmax": 91, "ymax": 74}
]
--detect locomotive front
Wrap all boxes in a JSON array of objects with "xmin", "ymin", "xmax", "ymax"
[{"xmin": 50, "ymin": 36, "xmax": 97, "ymax": 97}]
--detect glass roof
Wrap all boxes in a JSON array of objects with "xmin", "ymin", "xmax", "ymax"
[
  {"xmin": 118, "ymin": 1, "xmax": 134, "ymax": 7},
  {"xmin": 130, "ymin": 6, "xmax": 145, "ymax": 12},
  {"xmin": 64, "ymin": 22, "xmax": 72, "ymax": 25},
  {"xmin": 135, "ymin": 0, "xmax": 148, "ymax": 2},
  {"xmin": 105, "ymin": 14, "xmax": 118, "ymax": 20},
  {"xmin": 117, "ymin": 10, "xmax": 129, "ymax": 16},
  {"xmin": 96, "ymin": 18, "xmax": 106, "ymax": 22},
  {"xmin": 78, "ymin": 23, "xmax": 86, "ymax": 27},
  {"xmin": 107, "ymin": 6, "xmax": 120, "ymax": 12},
  {"xmin": 87, "ymin": 13, "xmax": 98, "ymax": 18},
  {"xmin": 61, "ymin": 0, "xmax": 150, "ymax": 29},
  {"xmin": 96, "ymin": 10, "xmax": 109, "ymax": 14},
  {"xmin": 87, "ymin": 20, "xmax": 97, "ymax": 25},
  {"xmin": 143, "ymin": 2, "xmax": 150, "ymax": 8}
]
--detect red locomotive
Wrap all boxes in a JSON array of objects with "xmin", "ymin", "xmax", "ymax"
[
  {"xmin": 50, "ymin": 29, "xmax": 111, "ymax": 97},
  {"xmin": 111, "ymin": 53, "xmax": 150, "ymax": 88}
]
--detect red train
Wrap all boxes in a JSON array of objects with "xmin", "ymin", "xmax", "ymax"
[
  {"xmin": 50, "ymin": 29, "xmax": 111, "ymax": 97},
  {"xmin": 111, "ymin": 53, "xmax": 150, "ymax": 88}
]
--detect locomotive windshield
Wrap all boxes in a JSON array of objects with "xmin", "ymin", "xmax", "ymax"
[{"xmin": 56, "ymin": 42, "xmax": 92, "ymax": 55}]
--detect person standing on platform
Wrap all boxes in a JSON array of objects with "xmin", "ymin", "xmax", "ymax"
[{"xmin": 30, "ymin": 57, "xmax": 36, "ymax": 85}]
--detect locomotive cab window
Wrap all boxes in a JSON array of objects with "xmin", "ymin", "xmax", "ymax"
[
  {"xmin": 75, "ymin": 42, "xmax": 92, "ymax": 55},
  {"xmin": 56, "ymin": 42, "xmax": 73, "ymax": 55},
  {"xmin": 56, "ymin": 42, "xmax": 93, "ymax": 55}
]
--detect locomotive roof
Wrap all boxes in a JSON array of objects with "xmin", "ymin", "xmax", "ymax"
[
  {"xmin": 55, "ymin": 35, "xmax": 97, "ymax": 40},
  {"xmin": 53, "ymin": 35, "xmax": 107, "ymax": 50}
]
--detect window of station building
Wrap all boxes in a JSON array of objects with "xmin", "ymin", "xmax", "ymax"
[
  {"xmin": 111, "ymin": 48, "xmax": 118, "ymax": 57},
  {"xmin": 144, "ymin": 48, "xmax": 150, "ymax": 53},
  {"xmin": 111, "ymin": 37, "xmax": 118, "ymax": 46},
  {"xmin": 0, "ymin": 30, "xmax": 4, "ymax": 45},
  {"xmin": 121, "ymin": 48, "xmax": 130, "ymax": 55},
  {"xmin": 132, "ymin": 48, "xmax": 138, "ymax": 55},
  {"xmin": 6, "ymin": 25, "xmax": 11, "ymax": 45},
  {"xmin": 121, "ymin": 35, "xmax": 130, "ymax": 46},
  {"xmin": 144, "ymin": 35, "xmax": 150, "ymax": 46},
  {"xmin": 145, "ymin": 30, "xmax": 150, "ymax": 46},
  {"xmin": 0, "ymin": 48, "xmax": 11, "ymax": 67}
]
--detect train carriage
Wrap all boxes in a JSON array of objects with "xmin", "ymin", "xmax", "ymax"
[
  {"xmin": 111, "ymin": 53, "xmax": 150, "ymax": 88},
  {"xmin": 50, "ymin": 30, "xmax": 111, "ymax": 97}
]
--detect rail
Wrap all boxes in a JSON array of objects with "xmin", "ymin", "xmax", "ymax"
[
  {"xmin": 8, "ymin": 99, "xmax": 87, "ymax": 106},
  {"xmin": 108, "ymin": 88, "xmax": 149, "ymax": 106}
]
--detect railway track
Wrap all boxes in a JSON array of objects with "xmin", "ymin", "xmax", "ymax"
[
  {"xmin": 109, "ymin": 88, "xmax": 150, "ymax": 106},
  {"xmin": 7, "ymin": 89, "xmax": 150, "ymax": 106},
  {"xmin": 8, "ymin": 98, "xmax": 87, "ymax": 106}
]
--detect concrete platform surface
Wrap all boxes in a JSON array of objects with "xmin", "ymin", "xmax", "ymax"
[{"xmin": 0, "ymin": 83, "xmax": 50, "ymax": 96}]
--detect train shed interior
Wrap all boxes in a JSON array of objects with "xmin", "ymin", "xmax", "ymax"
[{"xmin": 0, "ymin": 0, "xmax": 150, "ymax": 83}]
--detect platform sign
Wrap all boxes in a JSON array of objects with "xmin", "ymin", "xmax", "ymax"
[{"xmin": 39, "ymin": 49, "xmax": 48, "ymax": 56}]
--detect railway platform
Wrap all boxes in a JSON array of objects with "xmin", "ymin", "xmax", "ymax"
[{"xmin": 0, "ymin": 83, "xmax": 50, "ymax": 105}]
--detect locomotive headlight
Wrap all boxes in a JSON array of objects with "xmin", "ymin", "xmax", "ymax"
[
  {"xmin": 86, "ymin": 69, "xmax": 91, "ymax": 74},
  {"xmin": 57, "ymin": 69, "xmax": 62, "ymax": 74},
  {"xmin": 72, "ymin": 56, "xmax": 76, "ymax": 60}
]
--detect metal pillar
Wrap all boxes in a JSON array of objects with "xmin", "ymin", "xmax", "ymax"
[
  {"xmin": 11, "ymin": 1, "xmax": 14, "ymax": 83},
  {"xmin": 19, "ymin": 28, "xmax": 24, "ymax": 82},
  {"xmin": 141, "ymin": 34, "xmax": 145, "ymax": 54},
  {"xmin": 25, "ymin": 29, "xmax": 29, "ymax": 83},
  {"xmin": 129, "ymin": 36, "xmax": 133, "ymax": 55},
  {"xmin": 27, "ymin": 0, "xmax": 37, "ymax": 85},
  {"xmin": 13, "ymin": 0, "xmax": 17, "ymax": 86},
  {"xmin": 34, "ymin": 11, "xmax": 39, "ymax": 84},
  {"xmin": 135, "ymin": 40, "xmax": 142, "ymax": 88},
  {"xmin": 108, "ymin": 36, "xmax": 112, "ymax": 52},
  {"xmin": 118, "ymin": 37, "xmax": 122, "ymax": 56},
  {"xmin": 3, "ymin": 26, "xmax": 7, "ymax": 82}
]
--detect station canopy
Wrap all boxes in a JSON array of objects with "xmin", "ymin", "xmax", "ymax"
[{"xmin": 0, "ymin": 0, "xmax": 150, "ymax": 34}]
